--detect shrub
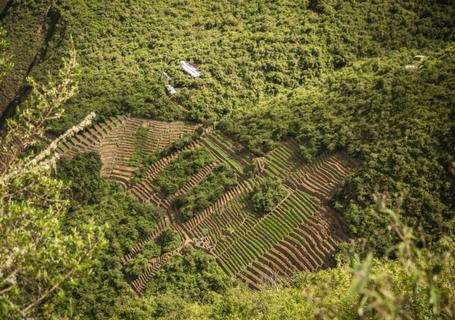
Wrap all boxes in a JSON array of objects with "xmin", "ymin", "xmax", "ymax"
[
  {"xmin": 175, "ymin": 164, "xmax": 238, "ymax": 220},
  {"xmin": 155, "ymin": 148, "xmax": 214, "ymax": 195},
  {"xmin": 249, "ymin": 178, "xmax": 287, "ymax": 215},
  {"xmin": 157, "ymin": 228, "xmax": 181, "ymax": 253}
]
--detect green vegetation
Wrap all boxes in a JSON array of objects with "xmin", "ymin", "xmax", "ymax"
[
  {"xmin": 3, "ymin": 0, "xmax": 453, "ymax": 254},
  {"xmin": 155, "ymin": 148, "xmax": 213, "ymax": 194},
  {"xmin": 221, "ymin": 47, "xmax": 455, "ymax": 254},
  {"xmin": 49, "ymin": 203, "xmax": 453, "ymax": 320},
  {"xmin": 249, "ymin": 178, "xmax": 287, "ymax": 215},
  {"xmin": 123, "ymin": 227, "xmax": 182, "ymax": 279},
  {"xmin": 0, "ymin": 50, "xmax": 104, "ymax": 319},
  {"xmin": 144, "ymin": 246, "xmax": 231, "ymax": 298},
  {"xmin": 157, "ymin": 228, "xmax": 182, "ymax": 253},
  {"xmin": 1, "ymin": 1, "xmax": 454, "ymax": 319},
  {"xmin": 57, "ymin": 152, "xmax": 108, "ymax": 206},
  {"xmin": 45, "ymin": 152, "xmax": 158, "ymax": 318},
  {"xmin": 130, "ymin": 126, "xmax": 157, "ymax": 185},
  {"xmin": 0, "ymin": 27, "xmax": 13, "ymax": 81},
  {"xmin": 129, "ymin": 126, "xmax": 153, "ymax": 167},
  {"xmin": 0, "ymin": 2, "xmax": 51, "ymax": 113},
  {"xmin": 151, "ymin": 232, "xmax": 454, "ymax": 320},
  {"xmin": 4, "ymin": 0, "xmax": 450, "ymax": 131},
  {"xmin": 56, "ymin": 153, "xmax": 157, "ymax": 255},
  {"xmin": 175, "ymin": 164, "xmax": 238, "ymax": 220},
  {"xmin": 158, "ymin": 127, "xmax": 204, "ymax": 158},
  {"xmin": 201, "ymin": 134, "xmax": 246, "ymax": 174},
  {"xmin": 131, "ymin": 129, "xmax": 203, "ymax": 186},
  {"xmin": 124, "ymin": 241, "xmax": 161, "ymax": 278},
  {"xmin": 215, "ymin": 189, "xmax": 316, "ymax": 276}
]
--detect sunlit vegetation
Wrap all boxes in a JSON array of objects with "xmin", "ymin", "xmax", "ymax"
[
  {"xmin": 249, "ymin": 178, "xmax": 287, "ymax": 215},
  {"xmin": 156, "ymin": 148, "xmax": 214, "ymax": 195},
  {"xmin": 175, "ymin": 164, "xmax": 238, "ymax": 220},
  {"xmin": 1, "ymin": 0, "xmax": 454, "ymax": 319},
  {"xmin": 221, "ymin": 47, "xmax": 455, "ymax": 254}
]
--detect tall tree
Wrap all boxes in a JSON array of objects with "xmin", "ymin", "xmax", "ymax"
[{"xmin": 0, "ymin": 38, "xmax": 104, "ymax": 319}]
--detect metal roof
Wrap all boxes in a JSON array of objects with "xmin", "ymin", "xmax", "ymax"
[{"xmin": 180, "ymin": 60, "xmax": 201, "ymax": 78}]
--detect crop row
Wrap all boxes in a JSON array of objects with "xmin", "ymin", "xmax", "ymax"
[
  {"xmin": 286, "ymin": 152, "xmax": 355, "ymax": 199},
  {"xmin": 235, "ymin": 204, "xmax": 350, "ymax": 289},
  {"xmin": 57, "ymin": 115, "xmax": 128, "ymax": 159},
  {"xmin": 214, "ymin": 189, "xmax": 316, "ymax": 275},
  {"xmin": 193, "ymin": 194, "xmax": 255, "ymax": 244},
  {"xmin": 143, "ymin": 120, "xmax": 200, "ymax": 154},
  {"xmin": 263, "ymin": 140, "xmax": 303, "ymax": 179},
  {"xmin": 200, "ymin": 133, "xmax": 247, "ymax": 174},
  {"xmin": 179, "ymin": 178, "xmax": 256, "ymax": 237}
]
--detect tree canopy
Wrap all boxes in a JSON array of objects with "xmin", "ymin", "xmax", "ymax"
[{"xmin": 0, "ymin": 1, "xmax": 454, "ymax": 319}]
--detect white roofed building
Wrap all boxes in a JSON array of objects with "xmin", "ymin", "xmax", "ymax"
[{"xmin": 180, "ymin": 60, "xmax": 201, "ymax": 78}]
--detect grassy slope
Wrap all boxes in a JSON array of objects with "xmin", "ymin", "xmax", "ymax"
[{"xmin": 12, "ymin": 0, "xmax": 452, "ymax": 264}]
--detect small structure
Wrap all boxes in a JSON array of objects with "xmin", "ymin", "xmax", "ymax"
[
  {"xmin": 165, "ymin": 84, "xmax": 177, "ymax": 95},
  {"xmin": 404, "ymin": 64, "xmax": 417, "ymax": 71},
  {"xmin": 191, "ymin": 236, "xmax": 213, "ymax": 252},
  {"xmin": 414, "ymin": 55, "xmax": 425, "ymax": 62},
  {"xmin": 180, "ymin": 60, "xmax": 201, "ymax": 78}
]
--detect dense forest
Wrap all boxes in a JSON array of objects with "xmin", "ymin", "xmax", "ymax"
[{"xmin": 0, "ymin": 0, "xmax": 454, "ymax": 319}]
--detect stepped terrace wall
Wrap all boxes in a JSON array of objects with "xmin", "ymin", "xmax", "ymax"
[{"xmin": 57, "ymin": 116, "xmax": 359, "ymax": 293}]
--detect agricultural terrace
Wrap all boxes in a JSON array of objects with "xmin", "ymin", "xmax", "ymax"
[{"xmin": 58, "ymin": 116, "xmax": 358, "ymax": 292}]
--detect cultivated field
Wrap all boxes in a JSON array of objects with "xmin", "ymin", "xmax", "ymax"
[{"xmin": 58, "ymin": 116, "xmax": 358, "ymax": 293}]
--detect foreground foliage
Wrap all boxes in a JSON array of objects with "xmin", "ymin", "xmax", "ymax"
[{"xmin": 0, "ymin": 45, "xmax": 104, "ymax": 319}]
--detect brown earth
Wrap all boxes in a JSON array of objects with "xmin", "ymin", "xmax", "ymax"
[{"xmin": 58, "ymin": 115, "xmax": 359, "ymax": 293}]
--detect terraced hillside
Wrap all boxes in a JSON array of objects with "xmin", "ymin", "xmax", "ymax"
[
  {"xmin": 57, "ymin": 115, "xmax": 201, "ymax": 188},
  {"xmin": 59, "ymin": 115, "xmax": 358, "ymax": 293}
]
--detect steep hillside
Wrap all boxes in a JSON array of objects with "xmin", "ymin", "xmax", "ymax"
[
  {"xmin": 0, "ymin": 1, "xmax": 454, "ymax": 319},
  {"xmin": 220, "ymin": 46, "xmax": 455, "ymax": 253},
  {"xmin": 0, "ymin": 1, "xmax": 53, "ymax": 117},
  {"xmin": 2, "ymin": 1, "xmax": 453, "ymax": 130},
  {"xmin": 56, "ymin": 116, "xmax": 357, "ymax": 292}
]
